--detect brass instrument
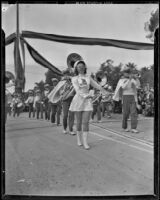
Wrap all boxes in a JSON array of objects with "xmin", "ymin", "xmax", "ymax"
[
  {"xmin": 95, "ymin": 70, "xmax": 108, "ymax": 87},
  {"xmin": 48, "ymin": 53, "xmax": 84, "ymax": 103},
  {"xmin": 67, "ymin": 53, "xmax": 83, "ymax": 68}
]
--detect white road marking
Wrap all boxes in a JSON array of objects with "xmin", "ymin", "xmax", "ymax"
[
  {"xmin": 91, "ymin": 124, "xmax": 153, "ymax": 147},
  {"xmin": 89, "ymin": 131, "xmax": 153, "ymax": 154}
]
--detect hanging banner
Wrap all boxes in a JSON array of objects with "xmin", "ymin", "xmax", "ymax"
[
  {"xmin": 22, "ymin": 30, "xmax": 154, "ymax": 50},
  {"xmin": 20, "ymin": 37, "xmax": 26, "ymax": 73},
  {"xmin": 6, "ymin": 31, "xmax": 154, "ymax": 50},
  {"xmin": 5, "ymin": 33, "xmax": 16, "ymax": 46},
  {"xmin": 22, "ymin": 38, "xmax": 62, "ymax": 76},
  {"xmin": 14, "ymin": 40, "xmax": 25, "ymax": 90}
]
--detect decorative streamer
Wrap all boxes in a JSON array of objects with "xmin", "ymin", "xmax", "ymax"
[
  {"xmin": 6, "ymin": 31, "xmax": 154, "ymax": 50},
  {"xmin": 21, "ymin": 30, "xmax": 154, "ymax": 50},
  {"xmin": 13, "ymin": 40, "xmax": 25, "ymax": 90},
  {"xmin": 22, "ymin": 38, "xmax": 62, "ymax": 76}
]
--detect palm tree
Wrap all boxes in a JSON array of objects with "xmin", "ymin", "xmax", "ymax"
[
  {"xmin": 150, "ymin": 64, "xmax": 154, "ymax": 71},
  {"xmin": 126, "ymin": 62, "xmax": 137, "ymax": 70},
  {"xmin": 99, "ymin": 59, "xmax": 114, "ymax": 74},
  {"xmin": 144, "ymin": 8, "xmax": 159, "ymax": 42},
  {"xmin": 110, "ymin": 64, "xmax": 122, "ymax": 90},
  {"xmin": 34, "ymin": 80, "xmax": 45, "ymax": 92},
  {"xmin": 140, "ymin": 66, "xmax": 150, "ymax": 74},
  {"xmin": 140, "ymin": 66, "xmax": 154, "ymax": 88},
  {"xmin": 45, "ymin": 69, "xmax": 61, "ymax": 86}
]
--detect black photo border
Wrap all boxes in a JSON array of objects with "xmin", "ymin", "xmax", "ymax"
[{"xmin": 1, "ymin": 1, "xmax": 160, "ymax": 200}]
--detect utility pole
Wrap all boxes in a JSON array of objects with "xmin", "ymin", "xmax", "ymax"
[{"xmin": 15, "ymin": 3, "xmax": 22, "ymax": 94}]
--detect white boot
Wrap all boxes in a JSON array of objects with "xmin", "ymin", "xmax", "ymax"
[
  {"xmin": 77, "ymin": 131, "xmax": 82, "ymax": 146},
  {"xmin": 82, "ymin": 132, "xmax": 90, "ymax": 150}
]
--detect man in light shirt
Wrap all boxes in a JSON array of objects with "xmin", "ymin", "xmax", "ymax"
[{"xmin": 113, "ymin": 68, "xmax": 140, "ymax": 133}]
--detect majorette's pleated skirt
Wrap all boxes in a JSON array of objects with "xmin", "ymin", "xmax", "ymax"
[{"xmin": 69, "ymin": 93, "xmax": 93, "ymax": 112}]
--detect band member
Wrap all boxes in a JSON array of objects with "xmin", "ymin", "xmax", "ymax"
[
  {"xmin": 91, "ymin": 88, "xmax": 102, "ymax": 122},
  {"xmin": 7, "ymin": 96, "xmax": 12, "ymax": 117},
  {"xmin": 50, "ymin": 78, "xmax": 59, "ymax": 90},
  {"xmin": 25, "ymin": 90, "xmax": 34, "ymax": 118},
  {"xmin": 33, "ymin": 89, "xmax": 43, "ymax": 120},
  {"xmin": 5, "ymin": 90, "xmax": 13, "ymax": 118},
  {"xmin": 5, "ymin": 72, "xmax": 15, "ymax": 123},
  {"xmin": 113, "ymin": 67, "xmax": 140, "ymax": 133},
  {"xmin": 43, "ymin": 84, "xmax": 51, "ymax": 120},
  {"xmin": 11, "ymin": 93, "xmax": 23, "ymax": 117},
  {"xmin": 50, "ymin": 78, "xmax": 61, "ymax": 126},
  {"xmin": 17, "ymin": 94, "xmax": 25, "ymax": 116},
  {"xmin": 101, "ymin": 85, "xmax": 113, "ymax": 118},
  {"xmin": 69, "ymin": 60, "xmax": 107, "ymax": 149},
  {"xmin": 61, "ymin": 69, "xmax": 75, "ymax": 135},
  {"xmin": 33, "ymin": 85, "xmax": 40, "ymax": 118}
]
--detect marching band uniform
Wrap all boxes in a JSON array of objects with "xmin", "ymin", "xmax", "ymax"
[
  {"xmin": 101, "ymin": 85, "xmax": 113, "ymax": 118},
  {"xmin": 61, "ymin": 69, "xmax": 75, "ymax": 134},
  {"xmin": 33, "ymin": 89, "xmax": 43, "ymax": 120},
  {"xmin": 5, "ymin": 77, "xmax": 15, "ymax": 123},
  {"xmin": 5, "ymin": 89, "xmax": 13, "ymax": 118},
  {"xmin": 91, "ymin": 88, "xmax": 102, "ymax": 122},
  {"xmin": 43, "ymin": 84, "xmax": 51, "ymax": 120},
  {"xmin": 33, "ymin": 86, "xmax": 39, "ymax": 118},
  {"xmin": 69, "ymin": 74, "xmax": 104, "ymax": 112},
  {"xmin": 25, "ymin": 90, "xmax": 34, "ymax": 118},
  {"xmin": 69, "ymin": 60, "xmax": 107, "ymax": 150},
  {"xmin": 11, "ymin": 93, "xmax": 22, "ymax": 117},
  {"xmin": 50, "ymin": 78, "xmax": 61, "ymax": 125}
]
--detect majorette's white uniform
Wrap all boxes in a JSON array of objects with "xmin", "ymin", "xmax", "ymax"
[{"xmin": 69, "ymin": 74, "xmax": 102, "ymax": 112}]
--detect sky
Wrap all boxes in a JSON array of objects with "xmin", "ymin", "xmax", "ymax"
[{"xmin": 2, "ymin": 3, "xmax": 158, "ymax": 92}]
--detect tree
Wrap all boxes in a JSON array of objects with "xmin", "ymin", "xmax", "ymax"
[
  {"xmin": 150, "ymin": 64, "xmax": 154, "ymax": 72},
  {"xmin": 110, "ymin": 64, "xmax": 122, "ymax": 90},
  {"xmin": 140, "ymin": 66, "xmax": 154, "ymax": 88},
  {"xmin": 99, "ymin": 60, "xmax": 123, "ymax": 90},
  {"xmin": 126, "ymin": 62, "xmax": 138, "ymax": 73},
  {"xmin": 35, "ymin": 80, "xmax": 45, "ymax": 92},
  {"xmin": 140, "ymin": 66, "xmax": 149, "ymax": 73},
  {"xmin": 99, "ymin": 59, "xmax": 114, "ymax": 74},
  {"xmin": 144, "ymin": 8, "xmax": 159, "ymax": 42}
]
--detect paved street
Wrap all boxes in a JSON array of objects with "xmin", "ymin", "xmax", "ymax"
[{"xmin": 4, "ymin": 113, "xmax": 154, "ymax": 196}]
